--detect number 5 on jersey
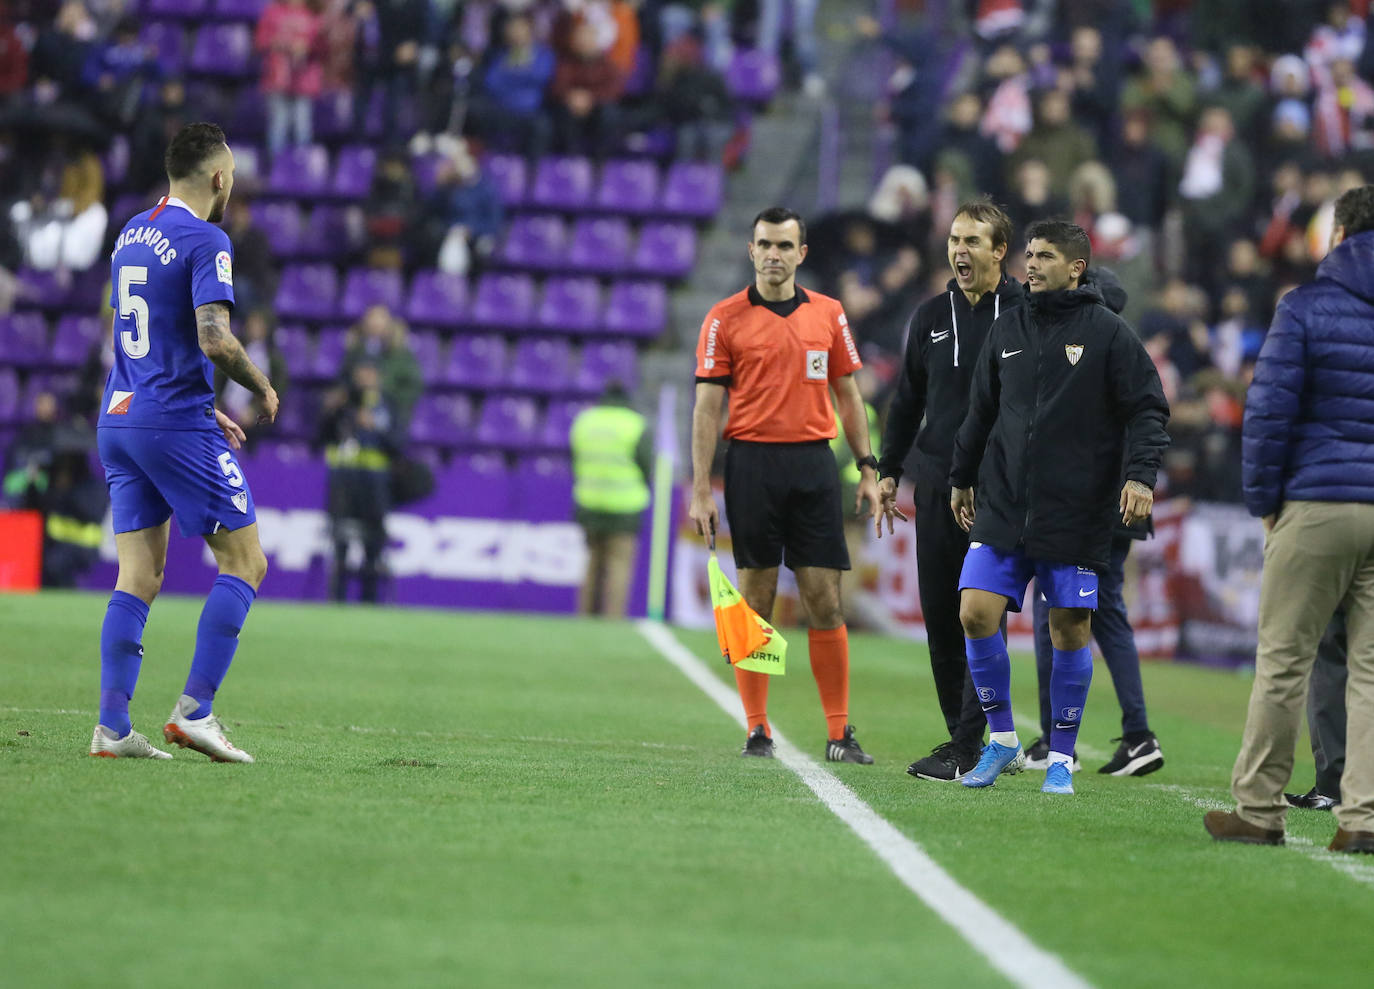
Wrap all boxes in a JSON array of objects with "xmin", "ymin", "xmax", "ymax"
[
  {"xmin": 218, "ymin": 452, "xmax": 244, "ymax": 487},
  {"xmin": 118, "ymin": 265, "xmax": 151, "ymax": 359}
]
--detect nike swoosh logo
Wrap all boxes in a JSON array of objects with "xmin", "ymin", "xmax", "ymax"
[
  {"xmin": 1127, "ymin": 741, "xmax": 1152, "ymax": 757},
  {"xmin": 931, "ymin": 330, "xmax": 951, "ymax": 342},
  {"xmin": 1078, "ymin": 588, "xmax": 1095, "ymax": 597},
  {"xmin": 1054, "ymin": 723, "xmax": 1078, "ymax": 731},
  {"xmin": 1001, "ymin": 349, "xmax": 1023, "ymax": 358}
]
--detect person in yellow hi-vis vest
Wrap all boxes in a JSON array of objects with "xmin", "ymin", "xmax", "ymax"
[{"xmin": 570, "ymin": 383, "xmax": 652, "ymax": 617}]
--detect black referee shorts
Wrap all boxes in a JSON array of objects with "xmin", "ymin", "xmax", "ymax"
[{"xmin": 724, "ymin": 439, "xmax": 850, "ymax": 572}]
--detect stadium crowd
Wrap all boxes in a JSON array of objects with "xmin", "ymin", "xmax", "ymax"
[{"xmin": 813, "ymin": 0, "xmax": 1374, "ymax": 504}]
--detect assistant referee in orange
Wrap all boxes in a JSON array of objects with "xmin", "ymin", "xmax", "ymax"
[{"xmin": 689, "ymin": 206, "xmax": 882, "ymax": 763}]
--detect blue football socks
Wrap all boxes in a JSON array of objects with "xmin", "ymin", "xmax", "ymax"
[
  {"xmin": 99, "ymin": 591, "xmax": 150, "ymax": 737},
  {"xmin": 965, "ymin": 632, "xmax": 1014, "ymax": 733},
  {"xmin": 1049, "ymin": 645, "xmax": 1094, "ymax": 757},
  {"xmin": 184, "ymin": 575, "xmax": 256, "ymax": 720}
]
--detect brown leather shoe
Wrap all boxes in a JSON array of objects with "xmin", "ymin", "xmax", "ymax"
[
  {"xmin": 1204, "ymin": 810, "xmax": 1284, "ymax": 845},
  {"xmin": 1329, "ymin": 828, "xmax": 1374, "ymax": 854}
]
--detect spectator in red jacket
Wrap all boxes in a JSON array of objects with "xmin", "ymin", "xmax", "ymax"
[
  {"xmin": 255, "ymin": 0, "xmax": 324, "ymax": 159},
  {"xmin": 550, "ymin": 18, "xmax": 624, "ymax": 158}
]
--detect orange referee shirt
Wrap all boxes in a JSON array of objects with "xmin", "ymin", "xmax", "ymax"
[{"xmin": 695, "ymin": 285, "xmax": 862, "ymax": 443}]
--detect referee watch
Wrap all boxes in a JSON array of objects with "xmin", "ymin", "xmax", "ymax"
[{"xmin": 856, "ymin": 455, "xmax": 879, "ymax": 472}]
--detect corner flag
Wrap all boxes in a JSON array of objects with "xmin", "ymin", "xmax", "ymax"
[{"xmin": 707, "ymin": 552, "xmax": 787, "ymax": 675}]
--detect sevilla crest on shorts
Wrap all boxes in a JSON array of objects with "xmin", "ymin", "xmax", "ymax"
[{"xmin": 1065, "ymin": 344, "xmax": 1084, "ymax": 366}]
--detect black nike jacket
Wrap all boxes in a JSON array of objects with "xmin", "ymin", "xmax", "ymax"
[
  {"xmin": 877, "ymin": 273, "xmax": 1025, "ymax": 487},
  {"xmin": 948, "ymin": 282, "xmax": 1170, "ymax": 571}
]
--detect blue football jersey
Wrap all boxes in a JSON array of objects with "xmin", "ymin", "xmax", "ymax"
[{"xmin": 100, "ymin": 196, "xmax": 236, "ymax": 430}]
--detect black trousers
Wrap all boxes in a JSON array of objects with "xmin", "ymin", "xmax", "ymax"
[
  {"xmin": 1310, "ymin": 611, "xmax": 1349, "ymax": 801},
  {"xmin": 914, "ymin": 473, "xmax": 986, "ymax": 750}
]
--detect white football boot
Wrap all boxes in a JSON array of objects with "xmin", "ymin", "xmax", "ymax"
[
  {"xmin": 163, "ymin": 695, "xmax": 255, "ymax": 763},
  {"xmin": 90, "ymin": 724, "xmax": 174, "ymax": 759}
]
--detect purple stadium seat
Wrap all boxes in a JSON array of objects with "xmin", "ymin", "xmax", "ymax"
[
  {"xmin": 499, "ymin": 214, "xmax": 568, "ymax": 271},
  {"xmin": 331, "ymin": 145, "xmax": 376, "ymax": 200},
  {"xmin": 139, "ymin": 22, "xmax": 188, "ymax": 75},
  {"xmin": 512, "ymin": 453, "xmax": 572, "ymax": 519},
  {"xmin": 441, "ymin": 334, "xmax": 506, "ymax": 390},
  {"xmin": 51, "ymin": 315, "xmax": 104, "ymax": 367},
  {"xmin": 0, "ymin": 313, "xmax": 50, "ymax": 367},
  {"xmin": 144, "ymin": 0, "xmax": 207, "ymax": 18},
  {"xmin": 566, "ymin": 217, "xmax": 632, "ymax": 275},
  {"xmin": 469, "ymin": 273, "xmax": 535, "ymax": 330},
  {"xmin": 188, "ymin": 23, "xmax": 254, "ymax": 77},
  {"xmin": 410, "ymin": 151, "xmax": 446, "ymax": 196},
  {"xmin": 338, "ymin": 268, "xmax": 404, "ymax": 322},
  {"xmin": 726, "ymin": 48, "xmax": 782, "ymax": 104},
  {"xmin": 313, "ymin": 91, "xmax": 354, "ymax": 143},
  {"xmin": 13, "ymin": 268, "xmax": 69, "ymax": 312},
  {"xmin": 272, "ymin": 392, "xmax": 313, "ymax": 440},
  {"xmin": 437, "ymin": 453, "xmax": 513, "ymax": 515},
  {"xmin": 633, "ymin": 221, "xmax": 697, "ymax": 280},
  {"xmin": 535, "ymin": 276, "xmax": 601, "ymax": 335},
  {"xmin": 621, "ymin": 44, "xmax": 654, "ymax": 99},
  {"xmin": 661, "ymin": 161, "xmax": 724, "ymax": 220},
  {"xmin": 299, "ymin": 205, "xmax": 358, "ymax": 260},
  {"xmin": 409, "ymin": 331, "xmax": 445, "ymax": 385},
  {"xmin": 308, "ymin": 328, "xmax": 347, "ymax": 381},
  {"xmin": 0, "ymin": 369, "xmax": 19, "ymax": 423},
  {"xmin": 506, "ymin": 337, "xmax": 572, "ymax": 393},
  {"xmin": 408, "ymin": 394, "xmax": 475, "ymax": 448},
  {"xmin": 250, "ymin": 200, "xmax": 304, "ymax": 258},
  {"xmin": 229, "ymin": 87, "xmax": 266, "ymax": 140},
  {"xmin": 537, "ymin": 398, "xmax": 590, "ymax": 449},
  {"xmin": 475, "ymin": 394, "xmax": 541, "ymax": 450},
  {"xmin": 266, "ymin": 144, "xmax": 330, "ymax": 199},
  {"xmin": 604, "ymin": 280, "xmax": 667, "ymax": 338},
  {"xmin": 483, "ymin": 153, "xmax": 527, "ymax": 207},
  {"xmin": 595, "ymin": 159, "xmax": 659, "ymax": 215},
  {"xmin": 210, "ymin": 0, "xmax": 267, "ymax": 19},
  {"xmin": 405, "ymin": 270, "xmax": 469, "ymax": 329},
  {"xmin": 529, "ymin": 156, "xmax": 594, "ymax": 212},
  {"xmin": 273, "ymin": 325, "xmax": 313, "ymax": 376},
  {"xmin": 576, "ymin": 340, "xmax": 639, "ymax": 393},
  {"xmin": 274, "ymin": 264, "xmax": 338, "ymax": 322}
]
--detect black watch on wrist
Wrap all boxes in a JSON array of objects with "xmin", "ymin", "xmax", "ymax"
[{"xmin": 856, "ymin": 455, "xmax": 879, "ymax": 472}]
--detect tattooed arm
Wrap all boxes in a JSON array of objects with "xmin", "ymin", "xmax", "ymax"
[{"xmin": 196, "ymin": 302, "xmax": 279, "ymax": 423}]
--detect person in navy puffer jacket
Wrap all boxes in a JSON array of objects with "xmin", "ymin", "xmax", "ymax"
[{"xmin": 1206, "ymin": 184, "xmax": 1374, "ymax": 855}]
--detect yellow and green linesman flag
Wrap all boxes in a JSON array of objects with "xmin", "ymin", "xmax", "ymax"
[{"xmin": 707, "ymin": 552, "xmax": 787, "ymax": 675}]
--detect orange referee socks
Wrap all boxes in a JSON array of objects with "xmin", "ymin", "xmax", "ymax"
[
  {"xmin": 809, "ymin": 625, "xmax": 850, "ymax": 740},
  {"xmin": 733, "ymin": 666, "xmax": 771, "ymax": 737}
]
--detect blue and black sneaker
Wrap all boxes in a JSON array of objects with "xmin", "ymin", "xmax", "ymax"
[
  {"xmin": 1042, "ymin": 761, "xmax": 1075, "ymax": 794},
  {"xmin": 960, "ymin": 740, "xmax": 1025, "ymax": 788}
]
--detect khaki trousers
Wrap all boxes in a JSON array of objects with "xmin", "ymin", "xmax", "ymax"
[
  {"xmin": 579, "ymin": 531, "xmax": 639, "ymax": 618},
  {"xmin": 1232, "ymin": 501, "xmax": 1374, "ymax": 833}
]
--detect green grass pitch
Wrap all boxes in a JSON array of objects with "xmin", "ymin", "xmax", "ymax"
[{"xmin": 1, "ymin": 591, "xmax": 1370, "ymax": 988}]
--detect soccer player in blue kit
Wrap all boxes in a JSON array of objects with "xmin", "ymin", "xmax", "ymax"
[
  {"xmin": 89, "ymin": 123, "xmax": 279, "ymax": 762},
  {"xmin": 947, "ymin": 221, "xmax": 1169, "ymax": 795}
]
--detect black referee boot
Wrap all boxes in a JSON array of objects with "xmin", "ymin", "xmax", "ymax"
[
  {"xmin": 907, "ymin": 740, "xmax": 981, "ymax": 781},
  {"xmin": 826, "ymin": 725, "xmax": 874, "ymax": 764},
  {"xmin": 741, "ymin": 724, "xmax": 775, "ymax": 758}
]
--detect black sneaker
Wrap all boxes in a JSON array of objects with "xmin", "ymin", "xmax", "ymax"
[
  {"xmin": 1098, "ymin": 732, "xmax": 1164, "ymax": 776},
  {"xmin": 741, "ymin": 724, "xmax": 774, "ymax": 758},
  {"xmin": 1023, "ymin": 735, "xmax": 1079, "ymax": 772},
  {"xmin": 907, "ymin": 740, "xmax": 981, "ymax": 781},
  {"xmin": 1285, "ymin": 786, "xmax": 1337, "ymax": 811},
  {"xmin": 825, "ymin": 724, "xmax": 874, "ymax": 764}
]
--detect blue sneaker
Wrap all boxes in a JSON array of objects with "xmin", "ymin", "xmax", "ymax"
[
  {"xmin": 961, "ymin": 740, "xmax": 1025, "ymax": 788},
  {"xmin": 1042, "ymin": 762, "xmax": 1075, "ymax": 794}
]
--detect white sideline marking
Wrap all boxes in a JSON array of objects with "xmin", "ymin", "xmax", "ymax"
[
  {"xmin": 1152, "ymin": 783, "xmax": 1374, "ymax": 889},
  {"xmin": 637, "ymin": 620, "xmax": 1094, "ymax": 989}
]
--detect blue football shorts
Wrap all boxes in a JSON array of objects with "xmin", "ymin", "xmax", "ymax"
[
  {"xmin": 958, "ymin": 542, "xmax": 1098, "ymax": 611},
  {"xmin": 98, "ymin": 426, "xmax": 257, "ymax": 538}
]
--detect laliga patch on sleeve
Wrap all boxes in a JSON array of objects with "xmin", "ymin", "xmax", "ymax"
[
  {"xmin": 806, "ymin": 350, "xmax": 828, "ymax": 380},
  {"xmin": 215, "ymin": 250, "xmax": 233, "ymax": 285}
]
